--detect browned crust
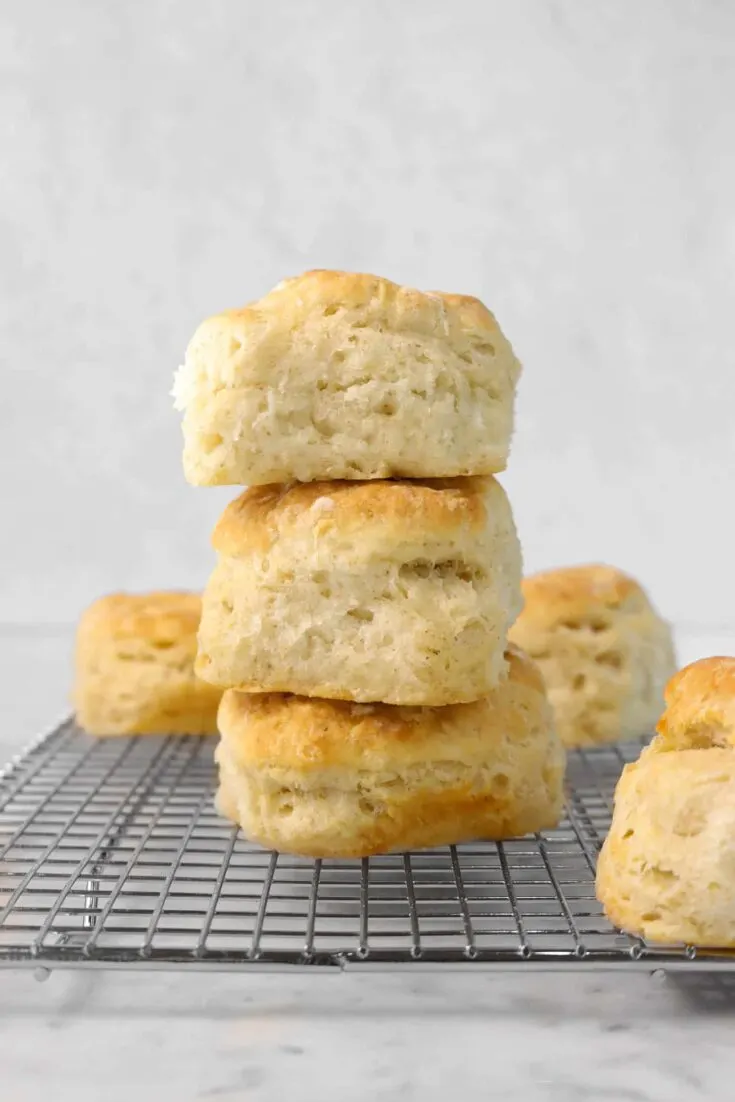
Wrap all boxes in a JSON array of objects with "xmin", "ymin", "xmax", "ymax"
[
  {"xmin": 199, "ymin": 269, "xmax": 501, "ymax": 345},
  {"xmin": 217, "ymin": 646, "xmax": 546, "ymax": 771},
  {"xmin": 515, "ymin": 565, "xmax": 647, "ymax": 633},
  {"xmin": 212, "ymin": 477, "xmax": 494, "ymax": 556},
  {"xmin": 655, "ymin": 656, "xmax": 735, "ymax": 749},
  {"xmin": 77, "ymin": 592, "xmax": 203, "ymax": 646}
]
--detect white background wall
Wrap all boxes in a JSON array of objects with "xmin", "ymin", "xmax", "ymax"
[{"xmin": 1, "ymin": 0, "xmax": 734, "ymax": 632}]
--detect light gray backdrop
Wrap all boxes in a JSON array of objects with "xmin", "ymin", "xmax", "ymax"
[{"xmin": 2, "ymin": 0, "xmax": 734, "ymax": 633}]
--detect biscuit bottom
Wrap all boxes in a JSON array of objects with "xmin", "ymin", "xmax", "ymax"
[
  {"xmin": 77, "ymin": 671, "xmax": 222, "ymax": 736},
  {"xmin": 213, "ymin": 648, "xmax": 565, "ymax": 857},
  {"xmin": 198, "ymin": 557, "xmax": 515, "ymax": 705},
  {"xmin": 215, "ymin": 755, "xmax": 564, "ymax": 858},
  {"xmin": 596, "ymin": 746, "xmax": 735, "ymax": 947}
]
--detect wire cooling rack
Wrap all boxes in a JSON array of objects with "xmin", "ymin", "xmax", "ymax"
[{"xmin": 1, "ymin": 721, "xmax": 733, "ymax": 974}]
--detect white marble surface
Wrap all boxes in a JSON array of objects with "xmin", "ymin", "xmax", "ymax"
[
  {"xmin": 2, "ymin": 968, "xmax": 735, "ymax": 1102},
  {"xmin": 1, "ymin": 0, "xmax": 735, "ymax": 630},
  {"xmin": 2, "ymin": 630, "xmax": 735, "ymax": 1101}
]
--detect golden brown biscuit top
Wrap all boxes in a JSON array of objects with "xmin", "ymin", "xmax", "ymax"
[
  {"xmin": 217, "ymin": 646, "xmax": 549, "ymax": 772},
  {"xmin": 516, "ymin": 564, "xmax": 649, "ymax": 632},
  {"xmin": 654, "ymin": 656, "xmax": 735, "ymax": 750},
  {"xmin": 212, "ymin": 476, "xmax": 496, "ymax": 556},
  {"xmin": 192, "ymin": 269, "xmax": 500, "ymax": 349},
  {"xmin": 77, "ymin": 592, "xmax": 202, "ymax": 646}
]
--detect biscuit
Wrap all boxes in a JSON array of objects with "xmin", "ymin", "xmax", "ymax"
[
  {"xmin": 173, "ymin": 270, "xmax": 522, "ymax": 486},
  {"xmin": 197, "ymin": 476, "xmax": 522, "ymax": 705},
  {"xmin": 74, "ymin": 592, "xmax": 223, "ymax": 735},
  {"xmin": 215, "ymin": 646, "xmax": 565, "ymax": 857},
  {"xmin": 508, "ymin": 564, "xmax": 676, "ymax": 747},
  {"xmin": 596, "ymin": 747, "xmax": 735, "ymax": 947}
]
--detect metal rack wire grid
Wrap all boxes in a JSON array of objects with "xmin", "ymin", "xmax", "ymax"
[{"xmin": 1, "ymin": 720, "xmax": 733, "ymax": 972}]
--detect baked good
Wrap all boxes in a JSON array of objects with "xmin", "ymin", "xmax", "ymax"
[
  {"xmin": 596, "ymin": 747, "xmax": 735, "ymax": 947},
  {"xmin": 197, "ymin": 476, "xmax": 522, "ymax": 705},
  {"xmin": 597, "ymin": 658, "xmax": 735, "ymax": 946},
  {"xmin": 508, "ymin": 564, "xmax": 676, "ymax": 747},
  {"xmin": 215, "ymin": 646, "xmax": 565, "ymax": 857},
  {"xmin": 652, "ymin": 656, "xmax": 735, "ymax": 750},
  {"xmin": 172, "ymin": 270, "xmax": 522, "ymax": 486},
  {"xmin": 74, "ymin": 592, "xmax": 222, "ymax": 735}
]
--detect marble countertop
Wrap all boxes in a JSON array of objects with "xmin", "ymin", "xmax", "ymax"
[{"xmin": 2, "ymin": 630, "xmax": 735, "ymax": 1102}]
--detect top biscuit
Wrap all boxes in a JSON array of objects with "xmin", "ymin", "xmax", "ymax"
[{"xmin": 173, "ymin": 270, "xmax": 522, "ymax": 486}]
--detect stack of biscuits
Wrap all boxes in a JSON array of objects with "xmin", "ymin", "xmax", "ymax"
[{"xmin": 174, "ymin": 270, "xmax": 565, "ymax": 857}]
